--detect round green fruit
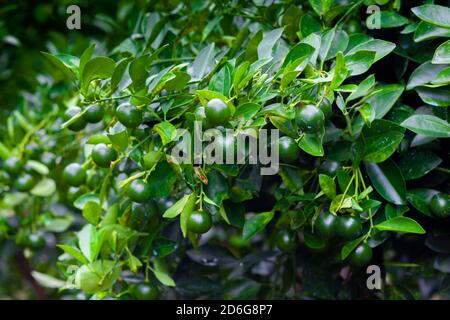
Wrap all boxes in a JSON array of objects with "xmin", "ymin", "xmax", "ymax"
[
  {"xmin": 62, "ymin": 163, "xmax": 86, "ymax": 187},
  {"xmin": 295, "ymin": 104, "xmax": 324, "ymax": 133},
  {"xmin": 337, "ymin": 215, "xmax": 362, "ymax": 240},
  {"xmin": 14, "ymin": 174, "xmax": 35, "ymax": 192},
  {"xmin": 128, "ymin": 179, "xmax": 151, "ymax": 203},
  {"xmin": 315, "ymin": 211, "xmax": 337, "ymax": 239},
  {"xmin": 275, "ymin": 229, "xmax": 296, "ymax": 252},
  {"xmin": 64, "ymin": 106, "xmax": 87, "ymax": 131},
  {"xmin": 40, "ymin": 152, "xmax": 56, "ymax": 169},
  {"xmin": 92, "ymin": 143, "xmax": 117, "ymax": 168},
  {"xmin": 349, "ymin": 243, "xmax": 373, "ymax": 266},
  {"xmin": 319, "ymin": 160, "xmax": 340, "ymax": 177},
  {"xmin": 83, "ymin": 104, "xmax": 104, "ymax": 123},
  {"xmin": 116, "ymin": 103, "xmax": 142, "ymax": 128},
  {"xmin": 131, "ymin": 283, "xmax": 159, "ymax": 300},
  {"xmin": 129, "ymin": 201, "xmax": 159, "ymax": 231},
  {"xmin": 187, "ymin": 210, "xmax": 212, "ymax": 234},
  {"xmin": 318, "ymin": 98, "xmax": 332, "ymax": 119},
  {"xmin": 3, "ymin": 157, "xmax": 24, "ymax": 175},
  {"xmin": 205, "ymin": 98, "xmax": 231, "ymax": 127},
  {"xmin": 430, "ymin": 193, "xmax": 450, "ymax": 218},
  {"xmin": 278, "ymin": 136, "xmax": 300, "ymax": 163}
]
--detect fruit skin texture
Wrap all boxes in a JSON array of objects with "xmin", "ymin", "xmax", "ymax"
[
  {"xmin": 315, "ymin": 211, "xmax": 337, "ymax": 239},
  {"xmin": 349, "ymin": 243, "xmax": 373, "ymax": 266},
  {"xmin": 64, "ymin": 106, "xmax": 87, "ymax": 131},
  {"xmin": 336, "ymin": 215, "xmax": 362, "ymax": 240},
  {"xmin": 204, "ymin": 98, "xmax": 231, "ymax": 127},
  {"xmin": 15, "ymin": 174, "xmax": 35, "ymax": 192},
  {"xmin": 62, "ymin": 163, "xmax": 87, "ymax": 187},
  {"xmin": 40, "ymin": 152, "xmax": 56, "ymax": 169},
  {"xmin": 83, "ymin": 104, "xmax": 104, "ymax": 123},
  {"xmin": 275, "ymin": 229, "xmax": 296, "ymax": 252},
  {"xmin": 131, "ymin": 283, "xmax": 159, "ymax": 300},
  {"xmin": 431, "ymin": 193, "xmax": 450, "ymax": 218},
  {"xmin": 295, "ymin": 104, "xmax": 325, "ymax": 133},
  {"xmin": 116, "ymin": 103, "xmax": 142, "ymax": 128},
  {"xmin": 92, "ymin": 143, "xmax": 117, "ymax": 168},
  {"xmin": 129, "ymin": 201, "xmax": 159, "ymax": 231},
  {"xmin": 3, "ymin": 157, "xmax": 24, "ymax": 175},
  {"xmin": 128, "ymin": 179, "xmax": 151, "ymax": 203},
  {"xmin": 278, "ymin": 136, "xmax": 300, "ymax": 164},
  {"xmin": 187, "ymin": 210, "xmax": 212, "ymax": 234}
]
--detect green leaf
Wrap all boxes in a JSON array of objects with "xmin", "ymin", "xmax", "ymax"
[
  {"xmin": 432, "ymin": 67, "xmax": 450, "ymax": 85},
  {"xmin": 180, "ymin": 193, "xmax": 196, "ymax": 237},
  {"xmin": 299, "ymin": 14, "xmax": 321, "ymax": 38},
  {"xmin": 319, "ymin": 174, "xmax": 336, "ymax": 199},
  {"xmin": 74, "ymin": 193, "xmax": 100, "ymax": 210},
  {"xmin": 375, "ymin": 216, "xmax": 425, "ymax": 234},
  {"xmin": 415, "ymin": 86, "xmax": 450, "ymax": 107},
  {"xmin": 163, "ymin": 194, "xmax": 191, "ymax": 218},
  {"xmin": 282, "ymin": 43, "xmax": 315, "ymax": 68},
  {"xmin": 81, "ymin": 56, "xmax": 115, "ymax": 94},
  {"xmin": 412, "ymin": 5, "xmax": 450, "ymax": 28},
  {"xmin": 398, "ymin": 149, "xmax": 442, "ymax": 180},
  {"xmin": 330, "ymin": 51, "xmax": 348, "ymax": 90},
  {"xmin": 57, "ymin": 244, "xmax": 89, "ymax": 265},
  {"xmin": 82, "ymin": 201, "xmax": 102, "ymax": 225},
  {"xmin": 341, "ymin": 236, "xmax": 365, "ymax": 260},
  {"xmin": 401, "ymin": 114, "xmax": 450, "ymax": 138},
  {"xmin": 41, "ymin": 52, "xmax": 75, "ymax": 80},
  {"xmin": 348, "ymin": 74, "xmax": 375, "ymax": 101},
  {"xmin": 152, "ymin": 268, "xmax": 176, "ymax": 287},
  {"xmin": 347, "ymin": 39, "xmax": 395, "ymax": 63},
  {"xmin": 365, "ymin": 159, "xmax": 407, "ymax": 205},
  {"xmin": 407, "ymin": 189, "xmax": 440, "ymax": 218},
  {"xmin": 26, "ymin": 160, "xmax": 49, "ymax": 175},
  {"xmin": 30, "ymin": 178, "xmax": 56, "ymax": 197},
  {"xmin": 0, "ymin": 142, "xmax": 12, "ymax": 159},
  {"xmin": 361, "ymin": 119, "xmax": 405, "ymax": 163},
  {"xmin": 414, "ymin": 21, "xmax": 450, "ymax": 42},
  {"xmin": 345, "ymin": 50, "xmax": 375, "ymax": 76},
  {"xmin": 365, "ymin": 84, "xmax": 404, "ymax": 119},
  {"xmin": 432, "ymin": 40, "xmax": 450, "ymax": 64},
  {"xmin": 190, "ymin": 43, "xmax": 215, "ymax": 81},
  {"xmin": 86, "ymin": 134, "xmax": 110, "ymax": 145},
  {"xmin": 107, "ymin": 122, "xmax": 129, "ymax": 152},
  {"xmin": 243, "ymin": 211, "xmax": 274, "ymax": 241},
  {"xmin": 154, "ymin": 121, "xmax": 177, "ymax": 146},
  {"xmin": 298, "ymin": 130, "xmax": 324, "ymax": 157},
  {"xmin": 258, "ymin": 28, "xmax": 283, "ymax": 60},
  {"xmin": 75, "ymin": 260, "xmax": 120, "ymax": 294},
  {"xmin": 359, "ymin": 103, "xmax": 375, "ymax": 126},
  {"xmin": 375, "ymin": 11, "xmax": 408, "ymax": 28},
  {"xmin": 407, "ymin": 62, "xmax": 447, "ymax": 90}
]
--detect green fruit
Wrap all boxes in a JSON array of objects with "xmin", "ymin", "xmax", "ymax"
[
  {"xmin": 116, "ymin": 103, "xmax": 142, "ymax": 128},
  {"xmin": 26, "ymin": 233, "xmax": 46, "ymax": 250},
  {"xmin": 278, "ymin": 136, "xmax": 300, "ymax": 163},
  {"xmin": 24, "ymin": 142, "xmax": 42, "ymax": 159},
  {"xmin": 187, "ymin": 210, "xmax": 212, "ymax": 234},
  {"xmin": 131, "ymin": 283, "xmax": 159, "ymax": 300},
  {"xmin": 275, "ymin": 229, "xmax": 296, "ymax": 252},
  {"xmin": 349, "ymin": 243, "xmax": 373, "ymax": 266},
  {"xmin": 86, "ymin": 170, "xmax": 103, "ymax": 189},
  {"xmin": 295, "ymin": 104, "xmax": 324, "ymax": 133},
  {"xmin": 64, "ymin": 106, "xmax": 87, "ymax": 131},
  {"xmin": 345, "ymin": 19, "xmax": 362, "ymax": 34},
  {"xmin": 337, "ymin": 215, "xmax": 362, "ymax": 240},
  {"xmin": 318, "ymin": 98, "xmax": 332, "ymax": 119},
  {"xmin": 62, "ymin": 163, "xmax": 86, "ymax": 187},
  {"xmin": 213, "ymin": 134, "xmax": 236, "ymax": 162},
  {"xmin": 315, "ymin": 211, "xmax": 337, "ymax": 239},
  {"xmin": 3, "ymin": 157, "xmax": 24, "ymax": 175},
  {"xmin": 14, "ymin": 174, "xmax": 35, "ymax": 192},
  {"xmin": 83, "ymin": 104, "xmax": 104, "ymax": 123},
  {"xmin": 40, "ymin": 152, "xmax": 56, "ymax": 169},
  {"xmin": 129, "ymin": 201, "xmax": 159, "ymax": 231},
  {"xmin": 128, "ymin": 179, "xmax": 151, "ymax": 203},
  {"xmin": 92, "ymin": 143, "xmax": 117, "ymax": 168},
  {"xmin": 319, "ymin": 160, "xmax": 340, "ymax": 177},
  {"xmin": 67, "ymin": 186, "xmax": 88, "ymax": 203},
  {"xmin": 205, "ymin": 98, "xmax": 231, "ymax": 127},
  {"xmin": 430, "ymin": 193, "xmax": 450, "ymax": 218}
]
